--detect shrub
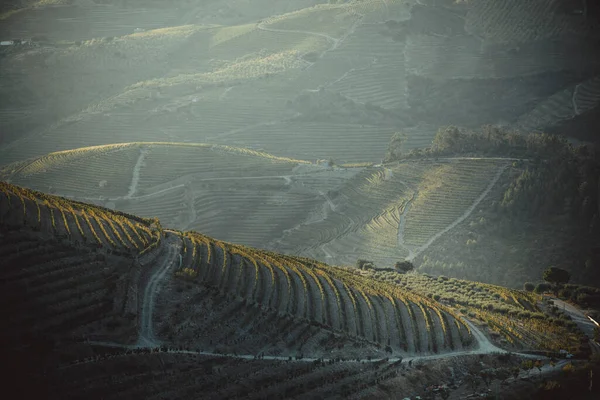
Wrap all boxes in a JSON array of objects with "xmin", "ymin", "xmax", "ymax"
[
  {"xmin": 524, "ymin": 282, "xmax": 535, "ymax": 292},
  {"xmin": 535, "ymin": 283, "xmax": 551, "ymax": 294}
]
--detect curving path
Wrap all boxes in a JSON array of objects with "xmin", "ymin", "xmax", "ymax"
[
  {"xmin": 137, "ymin": 234, "xmax": 181, "ymax": 347},
  {"xmin": 404, "ymin": 164, "xmax": 508, "ymax": 261},
  {"xmin": 89, "ymin": 316, "xmax": 545, "ymax": 366},
  {"xmin": 124, "ymin": 147, "xmax": 149, "ymax": 199}
]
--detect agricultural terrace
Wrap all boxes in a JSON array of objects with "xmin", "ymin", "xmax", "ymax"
[
  {"xmin": 518, "ymin": 76, "xmax": 600, "ymax": 133},
  {"xmin": 326, "ymin": 23, "xmax": 408, "ymax": 110},
  {"xmin": 0, "ymin": 230, "xmax": 138, "ymax": 351},
  {"xmin": 0, "ymin": 3, "xmax": 184, "ymax": 41},
  {"xmin": 225, "ymin": 120, "xmax": 397, "ymax": 163},
  {"xmin": 0, "ymin": 182, "xmax": 161, "ymax": 256},
  {"xmin": 170, "ymin": 230, "xmax": 474, "ymax": 356},
  {"xmin": 42, "ymin": 351, "xmax": 422, "ymax": 399},
  {"xmin": 0, "ymin": 0, "xmax": 428, "ymax": 167},
  {"xmin": 1, "ymin": 143, "xmax": 365, "ymax": 247},
  {"xmin": 464, "ymin": 0, "xmax": 600, "ymax": 44},
  {"xmin": 1, "ymin": 144, "xmax": 142, "ymax": 198},
  {"xmin": 402, "ymin": 159, "xmax": 507, "ymax": 248},
  {"xmin": 277, "ymin": 159, "xmax": 508, "ymax": 267},
  {"xmin": 261, "ymin": 3, "xmax": 362, "ymax": 39},
  {"xmin": 365, "ymin": 269, "xmax": 585, "ymax": 354}
]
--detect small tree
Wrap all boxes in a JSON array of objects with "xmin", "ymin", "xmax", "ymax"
[
  {"xmin": 395, "ymin": 260, "xmax": 414, "ymax": 273},
  {"xmin": 356, "ymin": 259, "xmax": 374, "ymax": 270},
  {"xmin": 524, "ymin": 282, "xmax": 535, "ymax": 292},
  {"xmin": 543, "ymin": 267, "xmax": 570, "ymax": 296},
  {"xmin": 543, "ymin": 267, "xmax": 571, "ymax": 285},
  {"xmin": 383, "ymin": 131, "xmax": 408, "ymax": 163},
  {"xmin": 534, "ymin": 282, "xmax": 551, "ymax": 294}
]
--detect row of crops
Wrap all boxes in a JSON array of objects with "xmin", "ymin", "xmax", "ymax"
[
  {"xmin": 368, "ymin": 270, "xmax": 582, "ymax": 352},
  {"xmin": 173, "ymin": 230, "xmax": 474, "ymax": 355},
  {"xmin": 403, "ymin": 159, "xmax": 505, "ymax": 247},
  {"xmin": 0, "ymin": 229, "xmax": 130, "ymax": 347},
  {"xmin": 464, "ymin": 0, "xmax": 598, "ymax": 44},
  {"xmin": 0, "ymin": 182, "xmax": 161, "ymax": 255},
  {"xmin": 44, "ymin": 351, "xmax": 410, "ymax": 400}
]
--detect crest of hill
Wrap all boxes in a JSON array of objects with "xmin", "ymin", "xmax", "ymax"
[{"xmin": 0, "ymin": 142, "xmax": 309, "ymax": 182}]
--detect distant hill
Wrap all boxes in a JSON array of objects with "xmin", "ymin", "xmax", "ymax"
[{"xmin": 3, "ymin": 0, "xmax": 599, "ymax": 170}]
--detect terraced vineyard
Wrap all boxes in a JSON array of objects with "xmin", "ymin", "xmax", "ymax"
[
  {"xmin": 277, "ymin": 159, "xmax": 508, "ymax": 267},
  {"xmin": 226, "ymin": 121, "xmax": 397, "ymax": 163},
  {"xmin": 464, "ymin": 0, "xmax": 600, "ymax": 44},
  {"xmin": 0, "ymin": 179, "xmax": 587, "ymax": 399},
  {"xmin": 389, "ymin": 273, "xmax": 582, "ymax": 353},
  {"xmin": 517, "ymin": 75, "xmax": 600, "ymax": 132},
  {"xmin": 39, "ymin": 351, "xmax": 419, "ymax": 400},
  {"xmin": 1, "ymin": 142, "xmax": 363, "ymax": 248},
  {"xmin": 0, "ymin": 181, "xmax": 161, "ymax": 255},
  {"xmin": 168, "ymin": 230, "xmax": 473, "ymax": 355},
  {"xmin": 1, "ymin": 4, "xmax": 184, "ymax": 41},
  {"xmin": 402, "ymin": 159, "xmax": 506, "ymax": 248},
  {"xmin": 0, "ymin": 181, "xmax": 480, "ymax": 358},
  {"xmin": 0, "ymin": 231, "xmax": 136, "ymax": 348}
]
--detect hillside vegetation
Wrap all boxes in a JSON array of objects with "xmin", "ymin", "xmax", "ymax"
[
  {"xmin": 1, "ymin": 181, "xmax": 584, "ymax": 354},
  {"xmin": 0, "ymin": 181, "xmax": 588, "ymax": 398}
]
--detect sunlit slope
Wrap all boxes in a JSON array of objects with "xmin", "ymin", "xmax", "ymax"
[
  {"xmin": 0, "ymin": 181, "xmax": 161, "ymax": 254},
  {"xmin": 276, "ymin": 159, "xmax": 510, "ymax": 266},
  {"xmin": 371, "ymin": 270, "xmax": 581, "ymax": 353},
  {"xmin": 402, "ymin": 159, "xmax": 505, "ymax": 248},
  {"xmin": 0, "ymin": 143, "xmax": 362, "ymax": 248}
]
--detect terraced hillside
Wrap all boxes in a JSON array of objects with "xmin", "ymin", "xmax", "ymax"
[
  {"xmin": 3, "ymin": 0, "xmax": 599, "ymax": 167},
  {"xmin": 1, "ymin": 144, "xmax": 519, "ymax": 269},
  {"xmin": 0, "ymin": 142, "xmax": 364, "ymax": 247},
  {"xmin": 1, "ymin": 182, "xmax": 587, "ymax": 398},
  {"xmin": 275, "ymin": 158, "xmax": 511, "ymax": 267},
  {"xmin": 0, "ymin": 181, "xmax": 478, "ymax": 357},
  {"xmin": 165, "ymin": 230, "xmax": 477, "ymax": 356},
  {"xmin": 3, "ymin": 180, "xmax": 580, "ymax": 357}
]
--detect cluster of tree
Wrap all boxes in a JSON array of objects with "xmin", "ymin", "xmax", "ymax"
[
  {"xmin": 386, "ymin": 125, "xmax": 581, "ymax": 161},
  {"xmin": 524, "ymin": 267, "xmax": 600, "ymax": 309},
  {"xmin": 355, "ymin": 259, "xmax": 414, "ymax": 273},
  {"xmin": 390, "ymin": 126, "xmax": 600, "ymax": 286}
]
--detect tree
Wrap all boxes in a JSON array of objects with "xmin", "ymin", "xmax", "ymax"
[
  {"xmin": 543, "ymin": 267, "xmax": 571, "ymax": 296},
  {"xmin": 395, "ymin": 260, "xmax": 414, "ymax": 273},
  {"xmin": 524, "ymin": 282, "xmax": 535, "ymax": 292},
  {"xmin": 383, "ymin": 131, "xmax": 408, "ymax": 162},
  {"xmin": 543, "ymin": 267, "xmax": 571, "ymax": 285},
  {"xmin": 356, "ymin": 259, "xmax": 374, "ymax": 270},
  {"xmin": 535, "ymin": 282, "xmax": 551, "ymax": 294}
]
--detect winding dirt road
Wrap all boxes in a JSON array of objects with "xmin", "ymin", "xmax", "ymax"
[{"xmin": 137, "ymin": 234, "xmax": 181, "ymax": 347}]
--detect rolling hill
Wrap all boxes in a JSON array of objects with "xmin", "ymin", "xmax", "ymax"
[{"xmin": 2, "ymin": 0, "xmax": 599, "ymax": 170}]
